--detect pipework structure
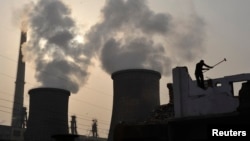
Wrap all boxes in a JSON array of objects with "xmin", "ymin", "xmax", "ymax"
[
  {"xmin": 107, "ymin": 69, "xmax": 161, "ymax": 141},
  {"xmin": 70, "ymin": 115, "xmax": 78, "ymax": 135}
]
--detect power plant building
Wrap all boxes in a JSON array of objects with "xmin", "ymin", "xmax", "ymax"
[
  {"xmin": 24, "ymin": 87, "xmax": 70, "ymax": 141},
  {"xmin": 108, "ymin": 69, "xmax": 161, "ymax": 141},
  {"xmin": 113, "ymin": 67, "xmax": 250, "ymax": 141},
  {"xmin": 0, "ymin": 30, "xmax": 108, "ymax": 141},
  {"xmin": 2, "ymin": 29, "xmax": 250, "ymax": 141}
]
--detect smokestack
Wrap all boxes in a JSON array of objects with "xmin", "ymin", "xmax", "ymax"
[
  {"xmin": 167, "ymin": 83, "xmax": 174, "ymax": 104},
  {"xmin": 108, "ymin": 69, "xmax": 161, "ymax": 141},
  {"xmin": 24, "ymin": 88, "xmax": 70, "ymax": 141},
  {"xmin": 11, "ymin": 31, "xmax": 27, "ymax": 128}
]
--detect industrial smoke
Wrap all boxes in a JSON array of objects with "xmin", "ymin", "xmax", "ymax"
[
  {"xmin": 22, "ymin": 0, "xmax": 89, "ymax": 93},
  {"xmin": 20, "ymin": 0, "xmax": 206, "ymax": 93},
  {"xmin": 85, "ymin": 0, "xmax": 206, "ymax": 75}
]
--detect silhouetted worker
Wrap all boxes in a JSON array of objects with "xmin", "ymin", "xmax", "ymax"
[{"xmin": 195, "ymin": 60, "xmax": 213, "ymax": 89}]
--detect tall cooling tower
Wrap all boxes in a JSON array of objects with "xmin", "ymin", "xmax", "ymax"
[
  {"xmin": 108, "ymin": 69, "xmax": 161, "ymax": 141},
  {"xmin": 24, "ymin": 88, "xmax": 70, "ymax": 141}
]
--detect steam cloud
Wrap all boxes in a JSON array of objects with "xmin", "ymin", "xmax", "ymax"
[
  {"xmin": 22, "ymin": 0, "xmax": 90, "ymax": 93},
  {"xmin": 84, "ymin": 0, "xmax": 206, "ymax": 75},
  {"xmin": 12, "ymin": 2, "xmax": 34, "ymax": 32},
  {"xmin": 21, "ymin": 0, "xmax": 206, "ymax": 93}
]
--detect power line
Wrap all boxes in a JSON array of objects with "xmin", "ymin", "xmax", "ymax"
[
  {"xmin": 83, "ymin": 85, "xmax": 112, "ymax": 97},
  {"xmin": 69, "ymin": 111, "xmax": 110, "ymax": 124},
  {"xmin": 0, "ymin": 55, "xmax": 113, "ymax": 132},
  {"xmin": 0, "ymin": 105, "xmax": 12, "ymax": 110},
  {"xmin": 0, "ymin": 95, "xmax": 111, "ymax": 126},
  {"xmin": 0, "ymin": 98, "xmax": 15, "ymax": 104},
  {"xmin": 0, "ymin": 109, "xmax": 12, "ymax": 114},
  {"xmin": 0, "ymin": 90, "xmax": 14, "ymax": 97},
  {"xmin": 0, "ymin": 97, "xmax": 22, "ymax": 105},
  {"xmin": 0, "ymin": 53, "xmax": 113, "ymax": 97},
  {"xmin": 0, "ymin": 72, "xmax": 37, "ymax": 88},
  {"xmin": 0, "ymin": 72, "xmax": 16, "ymax": 80},
  {"xmin": 0, "ymin": 54, "xmax": 18, "ymax": 63},
  {"xmin": 0, "ymin": 53, "xmax": 113, "ymax": 135},
  {"xmin": 0, "ymin": 97, "xmax": 110, "ymax": 125},
  {"xmin": 76, "ymin": 122, "xmax": 90, "ymax": 127},
  {"xmin": 0, "ymin": 71, "xmax": 111, "ymax": 110},
  {"xmin": 70, "ymin": 97, "xmax": 112, "ymax": 112},
  {"xmin": 74, "ymin": 116, "xmax": 110, "ymax": 127}
]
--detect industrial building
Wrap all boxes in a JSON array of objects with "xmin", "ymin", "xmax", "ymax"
[
  {"xmin": 0, "ymin": 31, "xmax": 107, "ymax": 141},
  {"xmin": 24, "ymin": 88, "xmax": 70, "ymax": 141},
  {"xmin": 1, "ymin": 31, "xmax": 250, "ymax": 141},
  {"xmin": 0, "ymin": 31, "xmax": 27, "ymax": 141},
  {"xmin": 107, "ymin": 69, "xmax": 161, "ymax": 141},
  {"xmin": 111, "ymin": 67, "xmax": 250, "ymax": 141}
]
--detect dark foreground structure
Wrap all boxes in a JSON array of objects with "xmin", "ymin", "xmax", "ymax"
[
  {"xmin": 114, "ymin": 112, "xmax": 250, "ymax": 141},
  {"xmin": 112, "ymin": 79, "xmax": 250, "ymax": 141},
  {"xmin": 52, "ymin": 134, "xmax": 79, "ymax": 141},
  {"xmin": 108, "ymin": 69, "xmax": 161, "ymax": 141},
  {"xmin": 24, "ymin": 88, "xmax": 70, "ymax": 141}
]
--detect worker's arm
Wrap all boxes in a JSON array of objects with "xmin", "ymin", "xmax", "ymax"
[{"xmin": 204, "ymin": 63, "xmax": 213, "ymax": 68}]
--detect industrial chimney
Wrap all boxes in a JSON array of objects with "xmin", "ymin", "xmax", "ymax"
[
  {"xmin": 107, "ymin": 69, "xmax": 161, "ymax": 141},
  {"xmin": 11, "ymin": 31, "xmax": 26, "ymax": 128},
  {"xmin": 24, "ymin": 88, "xmax": 70, "ymax": 141}
]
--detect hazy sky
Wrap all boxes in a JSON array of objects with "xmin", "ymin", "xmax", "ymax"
[{"xmin": 0, "ymin": 0, "xmax": 250, "ymax": 138}]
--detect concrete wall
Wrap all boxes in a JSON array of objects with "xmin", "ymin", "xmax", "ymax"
[{"xmin": 172, "ymin": 67, "xmax": 250, "ymax": 118}]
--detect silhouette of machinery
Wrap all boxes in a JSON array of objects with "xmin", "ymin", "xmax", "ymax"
[
  {"xmin": 70, "ymin": 115, "xmax": 78, "ymax": 135},
  {"xmin": 92, "ymin": 119, "xmax": 98, "ymax": 138}
]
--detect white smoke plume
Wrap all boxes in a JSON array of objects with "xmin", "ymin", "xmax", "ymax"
[
  {"xmin": 84, "ymin": 0, "xmax": 206, "ymax": 76},
  {"xmin": 12, "ymin": 2, "xmax": 34, "ymax": 32},
  {"xmin": 22, "ymin": 0, "xmax": 90, "ymax": 93},
  {"xmin": 21, "ymin": 0, "xmax": 206, "ymax": 93}
]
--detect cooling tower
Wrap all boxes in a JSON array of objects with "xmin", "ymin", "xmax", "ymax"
[
  {"xmin": 24, "ymin": 88, "xmax": 70, "ymax": 141},
  {"xmin": 108, "ymin": 69, "xmax": 161, "ymax": 141}
]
